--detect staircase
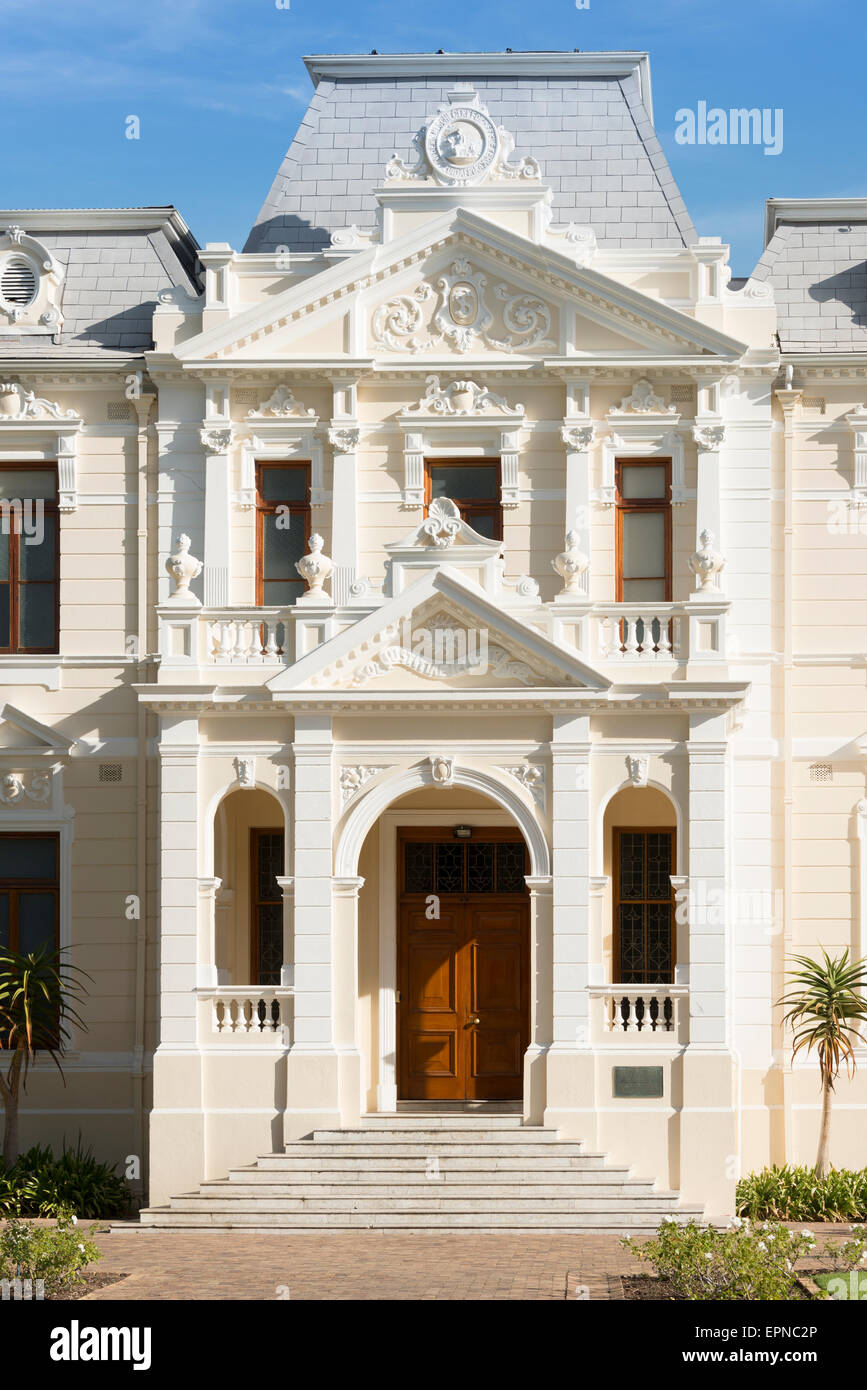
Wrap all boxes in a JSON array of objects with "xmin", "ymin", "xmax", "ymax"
[{"xmin": 138, "ymin": 1112, "xmax": 703, "ymax": 1233}]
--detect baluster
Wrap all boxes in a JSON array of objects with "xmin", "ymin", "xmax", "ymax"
[
  {"xmin": 213, "ymin": 998, "xmax": 224, "ymax": 1034},
  {"xmin": 599, "ymin": 617, "xmax": 611, "ymax": 660},
  {"xmin": 670, "ymin": 616, "xmax": 681, "ymax": 660},
  {"xmin": 657, "ymin": 615, "xmax": 671, "ymax": 658},
  {"xmin": 215, "ymin": 622, "xmax": 233, "ymax": 660},
  {"xmin": 624, "ymin": 617, "xmax": 639, "ymax": 658},
  {"xmin": 263, "ymin": 622, "xmax": 280, "ymax": 661},
  {"xmin": 230, "ymin": 621, "xmax": 246, "ymax": 662}
]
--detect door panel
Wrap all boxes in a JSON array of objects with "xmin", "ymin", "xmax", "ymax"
[
  {"xmin": 398, "ymin": 852, "xmax": 528, "ymax": 1101},
  {"xmin": 400, "ymin": 902, "xmax": 462, "ymax": 1098}
]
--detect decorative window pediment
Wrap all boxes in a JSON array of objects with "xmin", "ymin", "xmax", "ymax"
[{"xmin": 0, "ymin": 227, "xmax": 64, "ymax": 337}]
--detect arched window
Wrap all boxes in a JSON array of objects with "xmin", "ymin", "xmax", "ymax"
[{"xmin": 613, "ymin": 826, "xmax": 676, "ymax": 984}]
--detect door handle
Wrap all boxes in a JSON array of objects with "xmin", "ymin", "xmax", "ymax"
[{"xmin": 468, "ymin": 1015, "xmax": 480, "ymax": 1025}]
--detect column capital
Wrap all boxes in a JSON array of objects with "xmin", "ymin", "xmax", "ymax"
[
  {"xmin": 525, "ymin": 874, "xmax": 553, "ymax": 896},
  {"xmin": 332, "ymin": 875, "xmax": 365, "ymax": 898}
]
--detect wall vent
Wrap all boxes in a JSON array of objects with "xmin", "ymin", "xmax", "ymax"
[
  {"xmin": 106, "ymin": 401, "xmax": 132, "ymax": 422},
  {"xmin": 0, "ymin": 257, "xmax": 37, "ymax": 306},
  {"xmin": 809, "ymin": 763, "xmax": 833, "ymax": 784},
  {"xmin": 233, "ymin": 388, "xmax": 259, "ymax": 405},
  {"xmin": 670, "ymin": 384, "xmax": 695, "ymax": 405},
  {"xmin": 801, "ymin": 397, "xmax": 826, "ymax": 414},
  {"xmin": 98, "ymin": 763, "xmax": 123, "ymax": 783}
]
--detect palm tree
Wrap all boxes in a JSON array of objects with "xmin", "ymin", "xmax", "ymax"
[
  {"xmin": 778, "ymin": 949, "xmax": 867, "ymax": 1177},
  {"xmin": 0, "ymin": 945, "xmax": 89, "ymax": 1166}
]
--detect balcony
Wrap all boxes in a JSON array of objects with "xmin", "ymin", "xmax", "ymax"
[
  {"xmin": 196, "ymin": 985, "xmax": 294, "ymax": 1045},
  {"xmin": 589, "ymin": 984, "xmax": 689, "ymax": 1046}
]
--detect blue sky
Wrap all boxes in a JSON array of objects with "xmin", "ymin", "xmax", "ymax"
[{"xmin": 2, "ymin": 0, "xmax": 864, "ymax": 274}]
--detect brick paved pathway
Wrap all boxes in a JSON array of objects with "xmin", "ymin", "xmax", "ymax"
[{"xmin": 86, "ymin": 1229, "xmax": 645, "ymax": 1300}]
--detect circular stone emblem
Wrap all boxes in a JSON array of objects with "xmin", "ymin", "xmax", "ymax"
[{"xmin": 425, "ymin": 105, "xmax": 499, "ymax": 185}]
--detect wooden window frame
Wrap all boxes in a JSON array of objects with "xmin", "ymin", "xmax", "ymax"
[
  {"xmin": 0, "ymin": 462, "xmax": 59, "ymax": 654},
  {"xmin": 249, "ymin": 827, "xmax": 284, "ymax": 987},
  {"xmin": 424, "ymin": 458, "xmax": 503, "ymax": 541},
  {"xmin": 0, "ymin": 831, "xmax": 60, "ymax": 954},
  {"xmin": 612, "ymin": 826, "xmax": 677, "ymax": 985},
  {"xmin": 614, "ymin": 458, "xmax": 672, "ymax": 603},
  {"xmin": 254, "ymin": 461, "xmax": 311, "ymax": 607}
]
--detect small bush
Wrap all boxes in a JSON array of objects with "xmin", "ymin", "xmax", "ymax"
[
  {"xmin": 0, "ymin": 1140, "xmax": 129, "ymax": 1218},
  {"xmin": 623, "ymin": 1218, "xmax": 867, "ymax": 1301},
  {"xmin": 737, "ymin": 1165, "xmax": 867, "ymax": 1223},
  {"xmin": 0, "ymin": 1206, "xmax": 101, "ymax": 1297}
]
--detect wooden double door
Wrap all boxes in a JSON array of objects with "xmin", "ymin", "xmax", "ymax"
[{"xmin": 397, "ymin": 830, "xmax": 529, "ymax": 1101}]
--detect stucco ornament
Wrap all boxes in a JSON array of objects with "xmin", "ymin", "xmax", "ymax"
[
  {"xmin": 295, "ymin": 534, "xmax": 333, "ymax": 598},
  {"xmin": 688, "ymin": 529, "xmax": 726, "ymax": 592},
  {"xmin": 626, "ymin": 754, "xmax": 649, "ymax": 788},
  {"xmin": 233, "ymin": 757, "xmax": 256, "ymax": 789},
  {"xmin": 200, "ymin": 426, "xmax": 234, "ymax": 453},
  {"xmin": 692, "ymin": 424, "xmax": 727, "ymax": 453},
  {"xmin": 339, "ymin": 765, "xmax": 387, "ymax": 808},
  {"xmin": 0, "ymin": 772, "xmax": 25, "ymax": 804},
  {"xmin": 422, "ymin": 498, "xmax": 462, "ymax": 549},
  {"xmin": 327, "ymin": 427, "xmax": 360, "ymax": 453},
  {"xmin": 385, "ymin": 89, "xmax": 541, "ymax": 187},
  {"xmin": 501, "ymin": 763, "xmax": 545, "ymax": 809},
  {"xmin": 429, "ymin": 754, "xmax": 456, "ymax": 787},
  {"xmin": 247, "ymin": 386, "xmax": 316, "ymax": 419},
  {"xmin": 372, "ymin": 260, "xmax": 553, "ymax": 356},
  {"xmin": 401, "ymin": 375, "xmax": 523, "ymax": 418},
  {"xmin": 561, "ymin": 423, "xmax": 597, "ymax": 451},
  {"xmin": 165, "ymin": 534, "xmax": 203, "ymax": 605},
  {"xmin": 552, "ymin": 531, "xmax": 590, "ymax": 596},
  {"xmin": 0, "ymin": 382, "xmax": 76, "ymax": 419},
  {"xmin": 615, "ymin": 379, "xmax": 676, "ymax": 415}
]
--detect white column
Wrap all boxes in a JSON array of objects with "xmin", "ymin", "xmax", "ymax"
[
  {"xmin": 200, "ymin": 425, "xmax": 233, "ymax": 607},
  {"xmin": 332, "ymin": 874, "xmax": 365, "ymax": 1126},
  {"xmin": 197, "ymin": 877, "xmax": 221, "ymax": 989},
  {"xmin": 291, "ymin": 715, "xmax": 335, "ymax": 1048},
  {"xmin": 686, "ymin": 715, "xmax": 729, "ymax": 1045},
  {"xmin": 550, "ymin": 714, "xmax": 592, "ymax": 1046},
  {"xmin": 692, "ymin": 423, "xmax": 726, "ymax": 567},
  {"xmin": 276, "ymin": 876, "xmax": 294, "ymax": 988},
  {"xmin": 857, "ymin": 801, "xmax": 867, "ymax": 962},
  {"xmin": 329, "ymin": 378, "xmax": 360, "ymax": 604},
  {"xmin": 561, "ymin": 423, "xmax": 596, "ymax": 596},
  {"xmin": 524, "ymin": 875, "xmax": 553, "ymax": 1125},
  {"xmin": 157, "ymin": 715, "xmax": 200, "ymax": 1045}
]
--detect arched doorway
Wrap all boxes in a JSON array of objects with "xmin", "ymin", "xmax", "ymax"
[{"xmin": 346, "ymin": 777, "xmax": 545, "ymax": 1113}]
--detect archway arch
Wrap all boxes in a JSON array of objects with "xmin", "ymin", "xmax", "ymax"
[{"xmin": 335, "ymin": 761, "xmax": 550, "ymax": 879}]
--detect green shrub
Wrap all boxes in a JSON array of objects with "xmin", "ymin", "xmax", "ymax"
[
  {"xmin": 0, "ymin": 1140, "xmax": 129, "ymax": 1218},
  {"xmin": 0, "ymin": 1206, "xmax": 101, "ymax": 1297},
  {"xmin": 737, "ymin": 1165, "xmax": 867, "ymax": 1222},
  {"xmin": 623, "ymin": 1217, "xmax": 867, "ymax": 1301}
]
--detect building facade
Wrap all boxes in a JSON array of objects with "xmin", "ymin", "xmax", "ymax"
[{"xmin": 2, "ymin": 51, "xmax": 866, "ymax": 1220}]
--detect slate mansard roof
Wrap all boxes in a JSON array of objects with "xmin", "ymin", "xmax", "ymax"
[
  {"xmin": 753, "ymin": 199, "xmax": 867, "ymax": 354},
  {"xmin": 0, "ymin": 208, "xmax": 201, "ymax": 357},
  {"xmin": 245, "ymin": 51, "xmax": 697, "ymax": 253}
]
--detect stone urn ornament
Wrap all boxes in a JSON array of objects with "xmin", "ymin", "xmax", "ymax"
[
  {"xmin": 552, "ymin": 530, "xmax": 589, "ymax": 596},
  {"xmin": 0, "ymin": 382, "xmax": 21, "ymax": 417},
  {"xmin": 165, "ymin": 533, "xmax": 203, "ymax": 605},
  {"xmin": 688, "ymin": 529, "xmax": 725, "ymax": 594},
  {"xmin": 296, "ymin": 533, "xmax": 333, "ymax": 600}
]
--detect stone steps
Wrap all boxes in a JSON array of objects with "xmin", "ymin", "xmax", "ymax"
[{"xmin": 136, "ymin": 1114, "xmax": 703, "ymax": 1234}]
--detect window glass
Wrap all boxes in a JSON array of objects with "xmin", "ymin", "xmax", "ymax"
[
  {"xmin": 0, "ymin": 470, "xmax": 57, "ymax": 501},
  {"xmin": 622, "ymin": 511, "xmax": 665, "ymax": 578},
  {"xmin": 259, "ymin": 467, "xmax": 307, "ymax": 503},
  {"xmin": 620, "ymin": 465, "xmax": 667, "ymax": 500},
  {"xmin": 0, "ymin": 893, "xmax": 8, "ymax": 950},
  {"xmin": 0, "ymin": 837, "xmax": 56, "ymax": 880},
  {"xmin": 19, "ymin": 585, "xmax": 55, "ymax": 649},
  {"xmin": 17, "ymin": 893, "xmax": 56, "ymax": 955},
  {"xmin": 19, "ymin": 513, "xmax": 56, "ymax": 581},
  {"xmin": 429, "ymin": 465, "xmax": 499, "ymax": 500}
]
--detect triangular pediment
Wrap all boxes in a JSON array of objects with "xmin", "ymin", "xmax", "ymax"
[
  {"xmin": 0, "ymin": 703, "xmax": 75, "ymax": 756},
  {"xmin": 178, "ymin": 208, "xmax": 747, "ymax": 364},
  {"xmin": 268, "ymin": 567, "xmax": 611, "ymax": 693}
]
